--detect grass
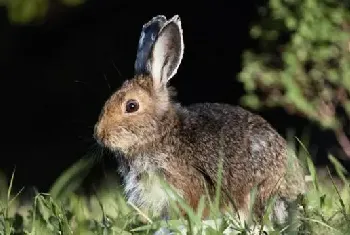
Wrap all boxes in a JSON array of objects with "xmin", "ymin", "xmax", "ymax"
[{"xmin": 0, "ymin": 140, "xmax": 350, "ymax": 235}]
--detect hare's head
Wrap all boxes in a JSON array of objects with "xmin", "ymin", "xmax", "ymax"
[{"xmin": 94, "ymin": 15, "xmax": 184, "ymax": 153}]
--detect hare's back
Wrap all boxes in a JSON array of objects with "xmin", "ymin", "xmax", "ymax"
[
  {"xmin": 181, "ymin": 102, "xmax": 288, "ymax": 172},
  {"xmin": 186, "ymin": 103, "xmax": 252, "ymax": 123},
  {"xmin": 184, "ymin": 102, "xmax": 276, "ymax": 136}
]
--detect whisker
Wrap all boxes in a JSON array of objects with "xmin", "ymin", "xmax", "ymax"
[
  {"xmin": 77, "ymin": 136, "xmax": 95, "ymax": 143},
  {"xmin": 73, "ymin": 79, "xmax": 103, "ymax": 97},
  {"xmin": 74, "ymin": 80, "xmax": 88, "ymax": 85},
  {"xmin": 85, "ymin": 143, "xmax": 104, "ymax": 163},
  {"xmin": 103, "ymin": 74, "xmax": 111, "ymax": 93},
  {"xmin": 111, "ymin": 60, "xmax": 123, "ymax": 78}
]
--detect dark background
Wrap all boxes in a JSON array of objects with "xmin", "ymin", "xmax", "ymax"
[{"xmin": 0, "ymin": 0, "xmax": 347, "ymax": 193}]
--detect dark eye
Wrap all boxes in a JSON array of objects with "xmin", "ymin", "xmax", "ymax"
[{"xmin": 125, "ymin": 99, "xmax": 139, "ymax": 113}]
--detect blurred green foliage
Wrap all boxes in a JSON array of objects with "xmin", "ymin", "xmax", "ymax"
[
  {"xmin": 239, "ymin": 0, "xmax": 350, "ymax": 132},
  {"xmin": 0, "ymin": 0, "xmax": 84, "ymax": 24}
]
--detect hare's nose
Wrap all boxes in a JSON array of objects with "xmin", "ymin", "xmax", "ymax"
[{"xmin": 94, "ymin": 124, "xmax": 106, "ymax": 144}]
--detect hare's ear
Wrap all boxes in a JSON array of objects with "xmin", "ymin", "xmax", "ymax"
[
  {"xmin": 134, "ymin": 15, "xmax": 167, "ymax": 75},
  {"xmin": 150, "ymin": 15, "xmax": 184, "ymax": 89}
]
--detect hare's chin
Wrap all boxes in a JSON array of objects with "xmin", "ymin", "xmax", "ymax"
[{"xmin": 102, "ymin": 135, "xmax": 139, "ymax": 153}]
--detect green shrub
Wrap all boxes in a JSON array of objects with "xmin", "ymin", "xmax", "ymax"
[{"xmin": 239, "ymin": 0, "xmax": 350, "ymax": 157}]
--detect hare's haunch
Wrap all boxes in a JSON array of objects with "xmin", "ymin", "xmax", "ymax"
[{"xmin": 94, "ymin": 15, "xmax": 306, "ymax": 226}]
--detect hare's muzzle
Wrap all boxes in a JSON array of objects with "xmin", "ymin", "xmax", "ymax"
[{"xmin": 93, "ymin": 123, "xmax": 107, "ymax": 147}]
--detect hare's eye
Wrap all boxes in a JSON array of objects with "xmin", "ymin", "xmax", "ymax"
[{"xmin": 125, "ymin": 99, "xmax": 139, "ymax": 113}]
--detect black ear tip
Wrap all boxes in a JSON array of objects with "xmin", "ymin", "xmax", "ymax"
[
  {"xmin": 134, "ymin": 15, "xmax": 168, "ymax": 75},
  {"xmin": 154, "ymin": 15, "xmax": 167, "ymax": 21},
  {"xmin": 143, "ymin": 15, "xmax": 167, "ymax": 29},
  {"xmin": 170, "ymin": 15, "xmax": 181, "ymax": 24}
]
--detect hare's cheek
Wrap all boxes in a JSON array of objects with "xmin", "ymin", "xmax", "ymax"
[{"xmin": 106, "ymin": 127, "xmax": 139, "ymax": 150}]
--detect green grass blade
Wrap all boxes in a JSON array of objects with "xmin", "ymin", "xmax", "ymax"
[{"xmin": 49, "ymin": 154, "xmax": 96, "ymax": 199}]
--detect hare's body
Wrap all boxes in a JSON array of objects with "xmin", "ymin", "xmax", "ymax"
[
  {"xmin": 114, "ymin": 94, "xmax": 305, "ymax": 221},
  {"xmin": 94, "ymin": 15, "xmax": 306, "ymax": 228}
]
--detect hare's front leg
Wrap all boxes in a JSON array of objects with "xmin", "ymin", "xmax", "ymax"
[{"xmin": 153, "ymin": 205, "xmax": 187, "ymax": 235}]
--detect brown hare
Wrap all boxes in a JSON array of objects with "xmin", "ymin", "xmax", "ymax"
[{"xmin": 94, "ymin": 14, "xmax": 306, "ymax": 232}]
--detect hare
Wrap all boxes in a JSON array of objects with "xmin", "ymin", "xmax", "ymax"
[{"xmin": 94, "ymin": 14, "xmax": 306, "ymax": 228}]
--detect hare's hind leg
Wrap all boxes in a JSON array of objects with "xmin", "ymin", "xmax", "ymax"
[
  {"xmin": 246, "ymin": 175, "xmax": 288, "ymax": 232},
  {"xmin": 254, "ymin": 180, "xmax": 302, "ymax": 234},
  {"xmin": 271, "ymin": 197, "xmax": 302, "ymax": 234}
]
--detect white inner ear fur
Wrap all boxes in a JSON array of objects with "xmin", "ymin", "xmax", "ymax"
[{"xmin": 151, "ymin": 15, "xmax": 184, "ymax": 90}]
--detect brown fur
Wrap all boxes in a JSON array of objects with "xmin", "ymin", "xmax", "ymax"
[
  {"xmin": 94, "ymin": 15, "xmax": 306, "ymax": 225},
  {"xmin": 94, "ymin": 76, "xmax": 305, "ymax": 220}
]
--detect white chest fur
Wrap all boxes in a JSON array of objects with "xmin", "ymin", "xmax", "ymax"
[
  {"xmin": 124, "ymin": 168, "xmax": 170, "ymax": 216},
  {"xmin": 119, "ymin": 155, "xmax": 181, "ymax": 217}
]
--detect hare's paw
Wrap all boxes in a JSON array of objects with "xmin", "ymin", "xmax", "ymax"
[
  {"xmin": 153, "ymin": 226, "xmax": 187, "ymax": 235},
  {"xmin": 153, "ymin": 227, "xmax": 174, "ymax": 235}
]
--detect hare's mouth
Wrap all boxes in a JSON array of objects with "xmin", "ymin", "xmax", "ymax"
[
  {"xmin": 94, "ymin": 134, "xmax": 112, "ymax": 151},
  {"xmin": 94, "ymin": 129, "xmax": 118, "ymax": 152},
  {"xmin": 95, "ymin": 129, "xmax": 140, "ymax": 154}
]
